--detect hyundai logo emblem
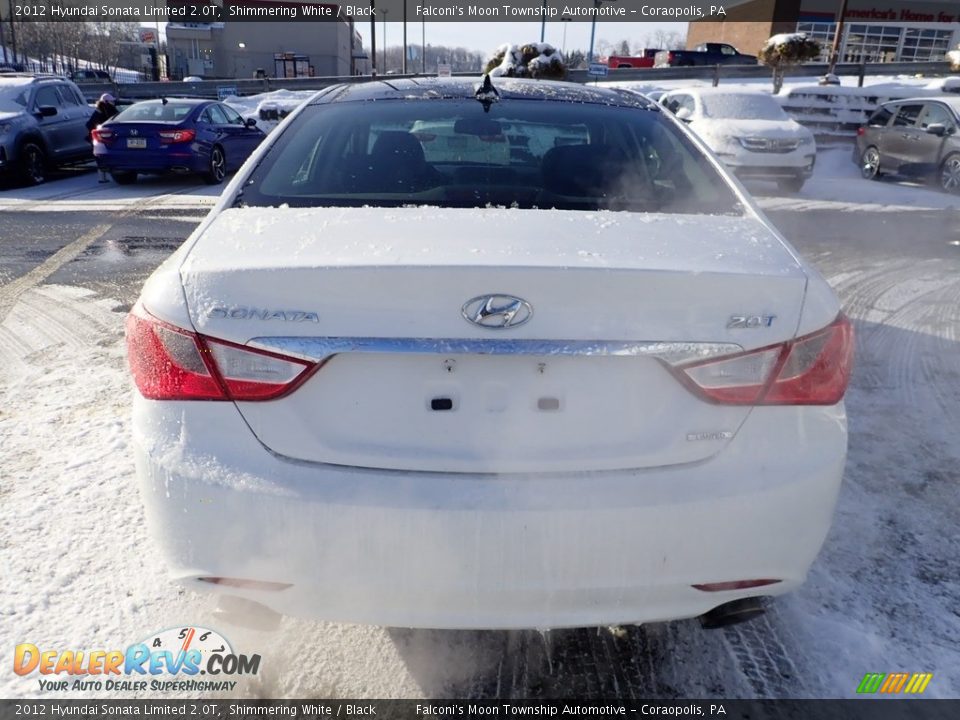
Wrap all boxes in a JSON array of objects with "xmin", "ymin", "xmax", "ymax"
[{"xmin": 461, "ymin": 294, "xmax": 533, "ymax": 329}]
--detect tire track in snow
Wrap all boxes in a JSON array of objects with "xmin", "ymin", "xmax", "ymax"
[
  {"xmin": 0, "ymin": 284, "xmax": 122, "ymax": 379},
  {"xmin": 722, "ymin": 607, "xmax": 805, "ymax": 698}
]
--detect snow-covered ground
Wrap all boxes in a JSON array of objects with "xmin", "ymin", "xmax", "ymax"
[{"xmin": 1, "ymin": 117, "xmax": 959, "ymax": 699}]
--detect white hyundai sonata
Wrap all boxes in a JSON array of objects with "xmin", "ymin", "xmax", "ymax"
[{"xmin": 127, "ymin": 77, "xmax": 852, "ymax": 630}]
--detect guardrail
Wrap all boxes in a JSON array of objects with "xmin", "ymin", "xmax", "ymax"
[
  {"xmin": 572, "ymin": 60, "xmax": 953, "ymax": 85},
  {"xmin": 78, "ymin": 60, "xmax": 954, "ymax": 103}
]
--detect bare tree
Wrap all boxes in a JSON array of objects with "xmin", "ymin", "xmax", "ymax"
[
  {"xmin": 644, "ymin": 30, "xmax": 686, "ymax": 50},
  {"xmin": 86, "ymin": 21, "xmax": 139, "ymax": 73}
]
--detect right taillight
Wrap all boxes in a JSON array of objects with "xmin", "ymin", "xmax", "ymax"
[
  {"xmin": 125, "ymin": 304, "xmax": 317, "ymax": 401},
  {"xmin": 675, "ymin": 313, "xmax": 854, "ymax": 406},
  {"xmin": 158, "ymin": 128, "xmax": 196, "ymax": 144},
  {"xmin": 856, "ymin": 127, "xmax": 866, "ymax": 137}
]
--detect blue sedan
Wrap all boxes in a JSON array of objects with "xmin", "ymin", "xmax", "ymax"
[{"xmin": 92, "ymin": 98, "xmax": 265, "ymax": 185}]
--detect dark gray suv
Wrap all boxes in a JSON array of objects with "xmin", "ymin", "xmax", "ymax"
[
  {"xmin": 855, "ymin": 97, "xmax": 960, "ymax": 193},
  {"xmin": 0, "ymin": 74, "xmax": 93, "ymax": 185}
]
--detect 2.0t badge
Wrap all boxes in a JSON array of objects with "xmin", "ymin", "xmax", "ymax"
[{"xmin": 461, "ymin": 294, "xmax": 533, "ymax": 329}]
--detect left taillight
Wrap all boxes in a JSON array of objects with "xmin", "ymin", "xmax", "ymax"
[
  {"xmin": 674, "ymin": 313, "xmax": 854, "ymax": 406},
  {"xmin": 125, "ymin": 304, "xmax": 316, "ymax": 401},
  {"xmin": 91, "ymin": 128, "xmax": 114, "ymax": 143}
]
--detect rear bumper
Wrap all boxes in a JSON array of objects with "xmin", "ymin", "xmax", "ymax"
[
  {"xmin": 132, "ymin": 397, "xmax": 846, "ymax": 629},
  {"xmin": 95, "ymin": 148, "xmax": 203, "ymax": 174}
]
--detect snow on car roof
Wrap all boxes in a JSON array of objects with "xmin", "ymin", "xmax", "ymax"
[
  {"xmin": 670, "ymin": 87, "xmax": 772, "ymax": 97},
  {"xmin": 0, "ymin": 76, "xmax": 36, "ymax": 87},
  {"xmin": 315, "ymin": 77, "xmax": 658, "ymax": 110}
]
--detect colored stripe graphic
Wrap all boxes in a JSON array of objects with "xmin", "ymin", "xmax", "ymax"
[
  {"xmin": 880, "ymin": 673, "xmax": 903, "ymax": 693},
  {"xmin": 857, "ymin": 672, "xmax": 932, "ymax": 694},
  {"xmin": 904, "ymin": 673, "xmax": 934, "ymax": 694},
  {"xmin": 857, "ymin": 673, "xmax": 886, "ymax": 694}
]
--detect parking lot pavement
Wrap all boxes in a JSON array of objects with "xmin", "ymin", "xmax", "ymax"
[
  {"xmin": 1, "ymin": 169, "xmax": 959, "ymax": 699},
  {"xmin": 0, "ymin": 171, "xmax": 220, "ymax": 216}
]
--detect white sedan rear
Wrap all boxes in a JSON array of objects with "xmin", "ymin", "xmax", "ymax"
[{"xmin": 127, "ymin": 78, "xmax": 852, "ymax": 630}]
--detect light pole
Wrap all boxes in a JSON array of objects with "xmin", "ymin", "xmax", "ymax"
[
  {"xmin": 561, "ymin": 17, "xmax": 571, "ymax": 56},
  {"xmin": 381, "ymin": 8, "xmax": 388, "ymax": 72},
  {"xmin": 402, "ymin": 0, "xmax": 407, "ymax": 74},
  {"xmin": 828, "ymin": 0, "xmax": 850, "ymax": 74},
  {"xmin": 588, "ymin": 0, "xmax": 619, "ymax": 63},
  {"xmin": 421, "ymin": 21, "xmax": 426, "ymax": 74},
  {"xmin": 370, "ymin": 0, "xmax": 376, "ymax": 75},
  {"xmin": 540, "ymin": 0, "xmax": 547, "ymax": 43},
  {"xmin": 7, "ymin": 0, "xmax": 18, "ymax": 65},
  {"xmin": 0, "ymin": 6, "xmax": 6, "ymax": 64}
]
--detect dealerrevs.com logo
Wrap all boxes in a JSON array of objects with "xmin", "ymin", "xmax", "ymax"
[{"xmin": 14, "ymin": 626, "xmax": 261, "ymax": 693}]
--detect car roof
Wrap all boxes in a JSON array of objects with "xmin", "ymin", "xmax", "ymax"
[
  {"xmin": 129, "ymin": 97, "xmax": 210, "ymax": 106},
  {"xmin": 882, "ymin": 96, "xmax": 960, "ymax": 112},
  {"xmin": 0, "ymin": 74, "xmax": 63, "ymax": 86},
  {"xmin": 666, "ymin": 87, "xmax": 772, "ymax": 98},
  {"xmin": 313, "ymin": 77, "xmax": 657, "ymax": 110}
]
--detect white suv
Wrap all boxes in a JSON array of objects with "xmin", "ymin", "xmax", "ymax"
[{"xmin": 661, "ymin": 88, "xmax": 817, "ymax": 192}]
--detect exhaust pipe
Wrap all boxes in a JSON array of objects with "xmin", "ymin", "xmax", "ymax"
[{"xmin": 699, "ymin": 597, "xmax": 766, "ymax": 629}]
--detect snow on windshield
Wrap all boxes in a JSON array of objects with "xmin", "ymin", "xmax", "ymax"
[{"xmin": 702, "ymin": 94, "xmax": 787, "ymax": 121}]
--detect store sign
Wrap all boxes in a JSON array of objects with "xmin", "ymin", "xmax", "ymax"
[{"xmin": 801, "ymin": 0, "xmax": 959, "ymax": 22}]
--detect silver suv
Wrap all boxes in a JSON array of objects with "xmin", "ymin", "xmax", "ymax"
[
  {"xmin": 855, "ymin": 97, "xmax": 960, "ymax": 193},
  {"xmin": 0, "ymin": 74, "xmax": 93, "ymax": 185}
]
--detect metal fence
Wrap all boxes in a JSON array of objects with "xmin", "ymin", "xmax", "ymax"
[{"xmin": 76, "ymin": 60, "xmax": 954, "ymax": 103}]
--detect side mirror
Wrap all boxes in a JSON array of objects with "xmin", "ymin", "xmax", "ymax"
[
  {"xmin": 245, "ymin": 117, "xmax": 257, "ymax": 127},
  {"xmin": 36, "ymin": 105, "xmax": 58, "ymax": 118},
  {"xmin": 925, "ymin": 123, "xmax": 947, "ymax": 137},
  {"xmin": 676, "ymin": 107, "xmax": 693, "ymax": 121}
]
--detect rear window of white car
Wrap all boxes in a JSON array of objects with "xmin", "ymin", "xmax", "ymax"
[
  {"xmin": 701, "ymin": 94, "xmax": 787, "ymax": 121},
  {"xmin": 240, "ymin": 99, "xmax": 742, "ymax": 215}
]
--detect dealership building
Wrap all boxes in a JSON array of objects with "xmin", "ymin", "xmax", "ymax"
[
  {"xmin": 165, "ymin": 1, "xmax": 365, "ymax": 79},
  {"xmin": 687, "ymin": 0, "xmax": 960, "ymax": 62}
]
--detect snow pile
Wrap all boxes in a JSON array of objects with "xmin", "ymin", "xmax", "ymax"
[
  {"xmin": 762, "ymin": 32, "xmax": 814, "ymax": 52},
  {"xmin": 758, "ymin": 33, "xmax": 822, "ymax": 76},
  {"xmin": 948, "ymin": 47, "xmax": 960, "ymax": 71},
  {"xmin": 485, "ymin": 43, "xmax": 566, "ymax": 80}
]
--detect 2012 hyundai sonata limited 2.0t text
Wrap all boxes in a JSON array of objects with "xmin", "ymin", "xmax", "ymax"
[{"xmin": 127, "ymin": 77, "xmax": 853, "ymax": 630}]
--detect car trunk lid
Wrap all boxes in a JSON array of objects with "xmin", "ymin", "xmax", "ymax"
[{"xmin": 177, "ymin": 206, "xmax": 808, "ymax": 473}]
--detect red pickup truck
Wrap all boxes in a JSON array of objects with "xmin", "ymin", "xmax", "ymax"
[{"xmin": 606, "ymin": 50, "xmax": 661, "ymax": 69}]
